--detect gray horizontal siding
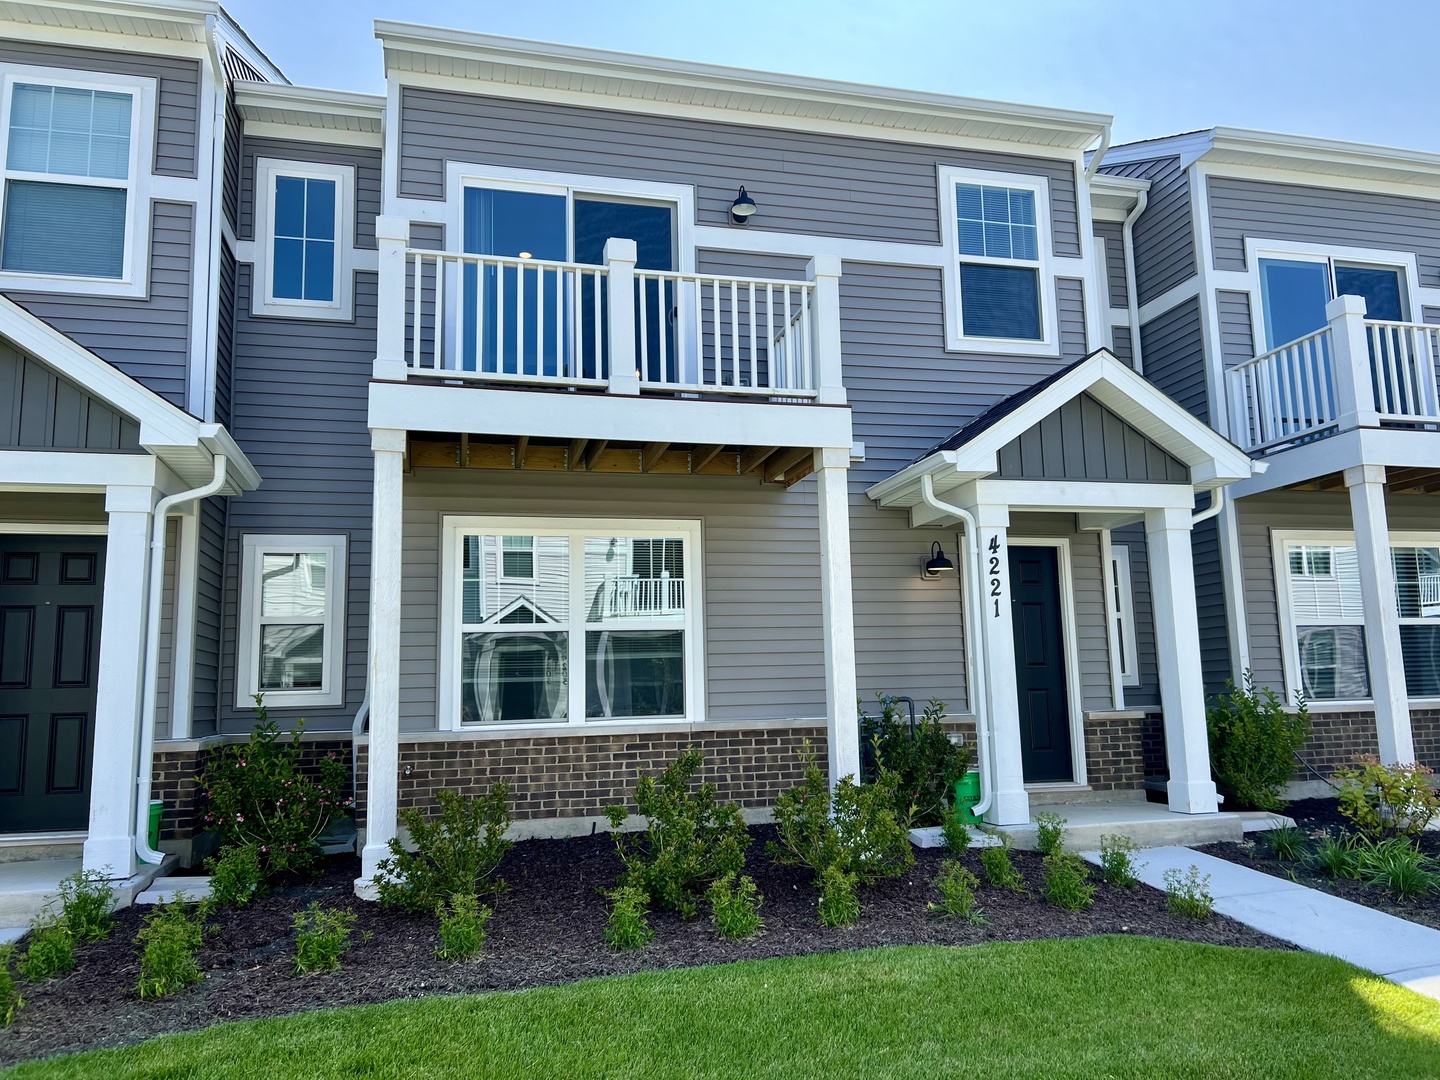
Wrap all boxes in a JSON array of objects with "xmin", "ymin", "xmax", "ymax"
[
  {"xmin": 155, "ymin": 517, "xmax": 179, "ymax": 740},
  {"xmin": 1209, "ymin": 176, "xmax": 1440, "ymax": 286},
  {"xmin": 1217, "ymin": 289, "xmax": 1255, "ymax": 368},
  {"xmin": 215, "ymin": 241, "xmax": 236, "ymax": 428},
  {"xmin": 399, "ymin": 88, "xmax": 1081, "ymax": 255},
  {"xmin": 1112, "ymin": 523, "xmax": 1160, "ymax": 710},
  {"xmin": 0, "ymin": 339, "xmax": 140, "ymax": 450},
  {"xmin": 1425, "ymin": 306, "xmax": 1440, "ymax": 326},
  {"xmin": 1101, "ymin": 156, "xmax": 1194, "ymax": 306},
  {"xmin": 0, "ymin": 39, "xmax": 200, "ymax": 176},
  {"xmin": 1195, "ymin": 514, "xmax": 1231, "ymax": 696},
  {"xmin": 1110, "ymin": 325, "xmax": 1133, "ymax": 368},
  {"xmin": 996, "ymin": 393, "xmax": 1188, "ymax": 482},
  {"xmin": 239, "ymin": 137, "xmax": 382, "ymax": 249},
  {"xmin": 222, "ymin": 92, "xmax": 242, "ymax": 229},
  {"xmin": 1093, "ymin": 221, "xmax": 1127, "ymax": 308},
  {"xmin": 4, "ymin": 200, "xmax": 194, "ymax": 407},
  {"xmin": 192, "ymin": 496, "xmax": 226, "ymax": 738},
  {"xmin": 1139, "ymin": 296, "xmax": 1207, "ymax": 424}
]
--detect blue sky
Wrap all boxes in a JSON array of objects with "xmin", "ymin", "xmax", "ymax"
[{"xmin": 225, "ymin": 0, "xmax": 1440, "ymax": 153}]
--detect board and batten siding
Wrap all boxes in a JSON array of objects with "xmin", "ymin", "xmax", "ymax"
[
  {"xmin": 1138, "ymin": 296, "xmax": 1207, "ymax": 424},
  {"xmin": 397, "ymin": 88, "xmax": 1081, "ymax": 255},
  {"xmin": 0, "ymin": 340, "xmax": 141, "ymax": 450},
  {"xmin": 1208, "ymin": 176, "xmax": 1440, "ymax": 286},
  {"xmin": 995, "ymin": 394, "xmax": 1189, "ymax": 483},
  {"xmin": 1100, "ymin": 156, "xmax": 1194, "ymax": 307}
]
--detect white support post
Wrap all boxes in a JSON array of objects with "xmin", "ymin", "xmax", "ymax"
[
  {"xmin": 973, "ymin": 506, "xmax": 1029, "ymax": 825},
  {"xmin": 1327, "ymin": 294, "xmax": 1378, "ymax": 432},
  {"xmin": 1345, "ymin": 464, "xmax": 1414, "ymax": 764},
  {"xmin": 604, "ymin": 237, "xmax": 640, "ymax": 396},
  {"xmin": 83, "ymin": 485, "xmax": 155, "ymax": 879},
  {"xmin": 357, "ymin": 427, "xmax": 406, "ymax": 897},
  {"xmin": 806, "ymin": 254, "xmax": 845, "ymax": 405},
  {"xmin": 374, "ymin": 215, "xmax": 410, "ymax": 382},
  {"xmin": 815, "ymin": 448, "xmax": 859, "ymax": 788},
  {"xmin": 1145, "ymin": 505, "xmax": 1219, "ymax": 815}
]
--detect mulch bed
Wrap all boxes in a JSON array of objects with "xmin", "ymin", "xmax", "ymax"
[
  {"xmin": 2, "ymin": 825, "xmax": 1289, "ymax": 1066},
  {"xmin": 1197, "ymin": 797, "xmax": 1440, "ymax": 932}
]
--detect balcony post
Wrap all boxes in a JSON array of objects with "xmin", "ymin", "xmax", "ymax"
[
  {"xmin": 1327, "ymin": 294, "xmax": 1378, "ymax": 431},
  {"xmin": 806, "ymin": 255, "xmax": 846, "ymax": 405},
  {"xmin": 604, "ymin": 238, "xmax": 640, "ymax": 395},
  {"xmin": 375, "ymin": 215, "xmax": 410, "ymax": 381},
  {"xmin": 814, "ymin": 447, "xmax": 859, "ymax": 789}
]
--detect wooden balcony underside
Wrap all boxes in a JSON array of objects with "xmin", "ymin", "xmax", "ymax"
[{"xmin": 1289, "ymin": 467, "xmax": 1440, "ymax": 494}]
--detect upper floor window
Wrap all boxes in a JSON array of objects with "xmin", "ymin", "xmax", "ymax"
[
  {"xmin": 938, "ymin": 166, "xmax": 1055, "ymax": 355},
  {"xmin": 253, "ymin": 158, "xmax": 354, "ymax": 320},
  {"xmin": 0, "ymin": 68, "xmax": 153, "ymax": 296}
]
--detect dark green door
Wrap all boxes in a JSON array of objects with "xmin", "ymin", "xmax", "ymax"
[
  {"xmin": 0, "ymin": 536, "xmax": 105, "ymax": 832},
  {"xmin": 1009, "ymin": 545, "xmax": 1073, "ymax": 784}
]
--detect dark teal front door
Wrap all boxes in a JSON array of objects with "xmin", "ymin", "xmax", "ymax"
[
  {"xmin": 1009, "ymin": 545, "xmax": 1074, "ymax": 783},
  {"xmin": 0, "ymin": 536, "xmax": 105, "ymax": 832}
]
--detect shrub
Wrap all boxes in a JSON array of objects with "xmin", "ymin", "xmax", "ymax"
[
  {"xmin": 1205, "ymin": 673, "xmax": 1310, "ymax": 812},
  {"xmin": 861, "ymin": 695, "xmax": 971, "ymax": 827},
  {"xmin": 978, "ymin": 835, "xmax": 1026, "ymax": 893},
  {"xmin": 1163, "ymin": 866, "xmax": 1214, "ymax": 919},
  {"xmin": 1098, "ymin": 835, "xmax": 1142, "ymax": 887},
  {"xmin": 707, "ymin": 873, "xmax": 763, "ymax": 940},
  {"xmin": 603, "ymin": 886, "xmax": 654, "ymax": 950},
  {"xmin": 293, "ymin": 903, "xmax": 356, "ymax": 975},
  {"xmin": 1310, "ymin": 833, "xmax": 1361, "ymax": 879},
  {"xmin": 1355, "ymin": 838, "xmax": 1438, "ymax": 902},
  {"xmin": 1334, "ymin": 757, "xmax": 1440, "ymax": 843},
  {"xmin": 18, "ymin": 915, "xmax": 74, "ymax": 982},
  {"xmin": 1034, "ymin": 812, "xmax": 1067, "ymax": 856},
  {"xmin": 1258, "ymin": 826, "xmax": 1308, "ymax": 862},
  {"xmin": 376, "ymin": 784, "xmax": 512, "ymax": 914},
  {"xmin": 817, "ymin": 865, "xmax": 861, "ymax": 927},
  {"xmin": 136, "ymin": 899, "xmax": 204, "ymax": 999},
  {"xmin": 0, "ymin": 945, "xmax": 20, "ymax": 1026},
  {"xmin": 605, "ymin": 747, "xmax": 749, "ymax": 919},
  {"xmin": 57, "ymin": 868, "xmax": 114, "ymax": 943},
  {"xmin": 436, "ymin": 893, "xmax": 491, "ymax": 962},
  {"xmin": 206, "ymin": 844, "xmax": 264, "ymax": 909},
  {"xmin": 199, "ymin": 700, "xmax": 351, "ymax": 878},
  {"xmin": 929, "ymin": 860, "xmax": 985, "ymax": 923},
  {"xmin": 940, "ymin": 815, "xmax": 971, "ymax": 855},
  {"xmin": 1042, "ymin": 851, "xmax": 1095, "ymax": 911}
]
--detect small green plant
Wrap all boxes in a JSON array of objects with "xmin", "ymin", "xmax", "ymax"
[
  {"xmin": 436, "ymin": 893, "xmax": 492, "ymax": 962},
  {"xmin": 1355, "ymin": 838, "xmax": 1438, "ymax": 902},
  {"xmin": 205, "ymin": 844, "xmax": 264, "ymax": 909},
  {"xmin": 1034, "ymin": 812, "xmax": 1067, "ymax": 856},
  {"xmin": 57, "ymin": 868, "xmax": 114, "ymax": 943},
  {"xmin": 817, "ymin": 865, "xmax": 861, "ymax": 927},
  {"xmin": 605, "ymin": 747, "xmax": 749, "ymax": 919},
  {"xmin": 978, "ymin": 834, "xmax": 1026, "ymax": 892},
  {"xmin": 707, "ymin": 873, "xmax": 763, "ymax": 940},
  {"xmin": 1098, "ymin": 834, "xmax": 1142, "ymax": 887},
  {"xmin": 136, "ymin": 899, "xmax": 204, "ymax": 998},
  {"xmin": 1206, "ymin": 673, "xmax": 1310, "ymax": 812},
  {"xmin": 1310, "ymin": 833, "xmax": 1361, "ymax": 879},
  {"xmin": 1042, "ymin": 851, "xmax": 1095, "ymax": 911},
  {"xmin": 292, "ymin": 903, "xmax": 356, "ymax": 975},
  {"xmin": 603, "ymin": 886, "xmax": 654, "ymax": 950},
  {"xmin": 17, "ymin": 914, "xmax": 74, "ymax": 982},
  {"xmin": 0, "ymin": 945, "xmax": 23, "ymax": 1025},
  {"xmin": 1334, "ymin": 758, "xmax": 1440, "ymax": 843},
  {"xmin": 1258, "ymin": 826, "xmax": 1308, "ymax": 862},
  {"xmin": 376, "ymin": 783, "xmax": 512, "ymax": 914},
  {"xmin": 861, "ymin": 695, "xmax": 972, "ymax": 827},
  {"xmin": 940, "ymin": 814, "xmax": 971, "ymax": 854},
  {"xmin": 1163, "ymin": 865, "xmax": 1214, "ymax": 918},
  {"xmin": 929, "ymin": 860, "xmax": 986, "ymax": 923}
]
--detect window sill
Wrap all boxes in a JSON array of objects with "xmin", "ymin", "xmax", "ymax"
[
  {"xmin": 943, "ymin": 334, "xmax": 1060, "ymax": 358},
  {"xmin": 0, "ymin": 268, "xmax": 147, "ymax": 299}
]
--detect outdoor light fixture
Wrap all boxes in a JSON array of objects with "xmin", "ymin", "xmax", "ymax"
[
  {"xmin": 729, "ymin": 186, "xmax": 757, "ymax": 225},
  {"xmin": 922, "ymin": 541, "xmax": 956, "ymax": 579}
]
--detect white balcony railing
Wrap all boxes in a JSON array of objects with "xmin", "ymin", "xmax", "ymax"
[
  {"xmin": 374, "ymin": 221, "xmax": 841, "ymax": 405},
  {"xmin": 1227, "ymin": 295, "xmax": 1440, "ymax": 453},
  {"xmin": 603, "ymin": 574, "xmax": 685, "ymax": 617}
]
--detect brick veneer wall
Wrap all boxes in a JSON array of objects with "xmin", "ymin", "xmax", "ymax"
[
  {"xmin": 1291, "ymin": 710, "xmax": 1382, "ymax": 780},
  {"xmin": 1083, "ymin": 715, "xmax": 1145, "ymax": 790},
  {"xmin": 1409, "ymin": 709, "xmax": 1440, "ymax": 771},
  {"xmin": 1141, "ymin": 715, "xmax": 1167, "ymax": 780}
]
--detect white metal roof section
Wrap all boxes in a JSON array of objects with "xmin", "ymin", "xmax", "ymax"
[
  {"xmin": 374, "ymin": 21, "xmax": 1111, "ymax": 152},
  {"xmin": 234, "ymin": 82, "xmax": 385, "ymax": 135}
]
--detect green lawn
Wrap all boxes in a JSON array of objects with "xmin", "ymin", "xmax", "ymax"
[{"xmin": 9, "ymin": 937, "xmax": 1440, "ymax": 1079}]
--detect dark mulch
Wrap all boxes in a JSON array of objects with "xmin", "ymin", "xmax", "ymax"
[
  {"xmin": 1197, "ymin": 797, "xmax": 1440, "ymax": 932},
  {"xmin": 2, "ymin": 825, "xmax": 1289, "ymax": 1065}
]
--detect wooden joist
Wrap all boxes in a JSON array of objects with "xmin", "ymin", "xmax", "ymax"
[
  {"xmin": 690, "ymin": 444, "xmax": 724, "ymax": 473},
  {"xmin": 568, "ymin": 439, "xmax": 588, "ymax": 471},
  {"xmin": 641, "ymin": 442, "xmax": 670, "ymax": 472},
  {"xmin": 584, "ymin": 440, "xmax": 608, "ymax": 470},
  {"xmin": 515, "ymin": 436, "xmax": 529, "ymax": 469},
  {"xmin": 738, "ymin": 445, "xmax": 778, "ymax": 475},
  {"xmin": 764, "ymin": 446, "xmax": 813, "ymax": 484}
]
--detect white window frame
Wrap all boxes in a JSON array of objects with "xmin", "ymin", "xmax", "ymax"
[
  {"xmin": 237, "ymin": 534, "xmax": 347, "ymax": 709},
  {"xmin": 937, "ymin": 165, "xmax": 1057, "ymax": 356},
  {"xmin": 252, "ymin": 157, "xmax": 355, "ymax": 320},
  {"xmin": 1110, "ymin": 543, "xmax": 1140, "ymax": 688},
  {"xmin": 497, "ymin": 534, "xmax": 536, "ymax": 584},
  {"xmin": 439, "ymin": 515, "xmax": 705, "ymax": 732},
  {"xmin": 0, "ymin": 65, "xmax": 155, "ymax": 298}
]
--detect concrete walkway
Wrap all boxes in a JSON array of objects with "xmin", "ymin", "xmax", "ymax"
[{"xmin": 1082, "ymin": 846, "xmax": 1440, "ymax": 1000}]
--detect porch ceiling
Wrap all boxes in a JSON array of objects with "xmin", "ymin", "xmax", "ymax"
[{"xmin": 1291, "ymin": 468, "xmax": 1440, "ymax": 495}]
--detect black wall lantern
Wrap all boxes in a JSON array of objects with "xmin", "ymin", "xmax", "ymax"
[
  {"xmin": 922, "ymin": 541, "xmax": 956, "ymax": 579},
  {"xmin": 729, "ymin": 186, "xmax": 757, "ymax": 225}
]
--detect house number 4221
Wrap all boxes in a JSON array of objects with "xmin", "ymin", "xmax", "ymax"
[{"xmin": 988, "ymin": 535, "xmax": 1003, "ymax": 617}]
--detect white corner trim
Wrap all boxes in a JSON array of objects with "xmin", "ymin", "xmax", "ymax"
[{"xmin": 251, "ymin": 157, "xmax": 358, "ymax": 321}]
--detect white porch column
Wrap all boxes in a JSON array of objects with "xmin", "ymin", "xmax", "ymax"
[
  {"xmin": 84, "ymin": 485, "xmax": 155, "ymax": 878},
  {"xmin": 373, "ymin": 215, "xmax": 410, "ymax": 382},
  {"xmin": 1345, "ymin": 464, "xmax": 1413, "ymax": 764},
  {"xmin": 1145, "ymin": 505, "xmax": 1220, "ymax": 814},
  {"xmin": 974, "ymin": 506, "xmax": 1029, "ymax": 825},
  {"xmin": 604, "ymin": 238, "xmax": 640, "ymax": 396},
  {"xmin": 815, "ymin": 447, "xmax": 859, "ymax": 787},
  {"xmin": 358, "ymin": 428, "xmax": 406, "ymax": 894},
  {"xmin": 1327, "ymin": 295, "xmax": 1380, "ymax": 432}
]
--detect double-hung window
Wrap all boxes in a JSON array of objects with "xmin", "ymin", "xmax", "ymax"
[
  {"xmin": 0, "ymin": 68, "xmax": 152, "ymax": 295},
  {"xmin": 442, "ymin": 518, "xmax": 701, "ymax": 727},
  {"xmin": 237, "ymin": 535, "xmax": 347, "ymax": 708},
  {"xmin": 1277, "ymin": 537, "xmax": 1369, "ymax": 701},
  {"xmin": 253, "ymin": 158, "xmax": 354, "ymax": 319},
  {"xmin": 1393, "ymin": 543, "xmax": 1440, "ymax": 699}
]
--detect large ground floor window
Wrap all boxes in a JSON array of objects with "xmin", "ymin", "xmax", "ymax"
[{"xmin": 440, "ymin": 517, "xmax": 702, "ymax": 727}]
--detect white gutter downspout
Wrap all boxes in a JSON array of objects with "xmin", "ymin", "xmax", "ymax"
[
  {"xmin": 1122, "ymin": 188, "xmax": 1148, "ymax": 373},
  {"xmin": 919, "ymin": 473, "xmax": 994, "ymax": 819},
  {"xmin": 1083, "ymin": 123, "xmax": 1113, "ymax": 182},
  {"xmin": 1192, "ymin": 486, "xmax": 1225, "ymax": 527},
  {"xmin": 135, "ymin": 455, "xmax": 229, "ymax": 865}
]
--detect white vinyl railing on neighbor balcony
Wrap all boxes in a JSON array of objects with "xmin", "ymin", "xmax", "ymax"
[
  {"xmin": 603, "ymin": 573, "xmax": 685, "ymax": 618},
  {"xmin": 1226, "ymin": 295, "xmax": 1440, "ymax": 452},
  {"xmin": 375, "ymin": 226, "xmax": 839, "ymax": 403}
]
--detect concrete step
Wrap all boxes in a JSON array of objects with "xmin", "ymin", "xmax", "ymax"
[
  {"xmin": 999, "ymin": 804, "xmax": 1246, "ymax": 851},
  {"xmin": 1027, "ymin": 787, "xmax": 1146, "ymax": 807},
  {"xmin": 136, "ymin": 876, "xmax": 213, "ymax": 904},
  {"xmin": 0, "ymin": 926, "xmax": 27, "ymax": 946},
  {"xmin": 0, "ymin": 858, "xmax": 81, "ymax": 925}
]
